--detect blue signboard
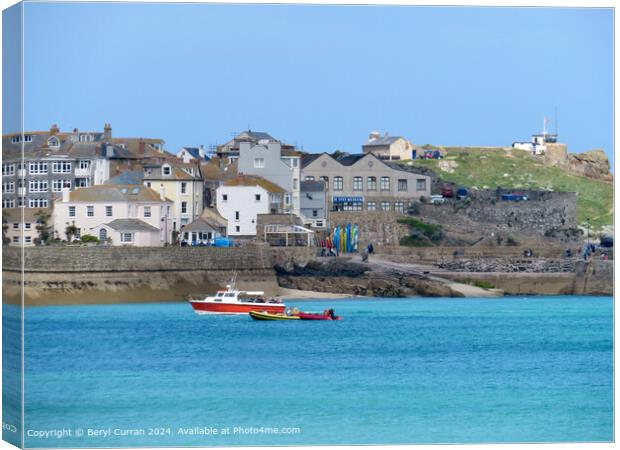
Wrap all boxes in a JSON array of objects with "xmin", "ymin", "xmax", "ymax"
[{"xmin": 332, "ymin": 196, "xmax": 363, "ymax": 203}]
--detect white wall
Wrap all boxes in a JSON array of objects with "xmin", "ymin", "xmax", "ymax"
[
  {"xmin": 216, "ymin": 185, "xmax": 269, "ymax": 236},
  {"xmin": 52, "ymin": 198, "xmax": 172, "ymax": 243}
]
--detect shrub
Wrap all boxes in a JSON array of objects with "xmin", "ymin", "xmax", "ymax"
[
  {"xmin": 419, "ymin": 196, "xmax": 427, "ymax": 203},
  {"xmin": 398, "ymin": 217, "xmax": 443, "ymax": 246},
  {"xmin": 80, "ymin": 234, "xmax": 99, "ymax": 243}
]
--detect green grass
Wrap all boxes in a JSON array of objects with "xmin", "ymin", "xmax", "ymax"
[
  {"xmin": 397, "ymin": 217, "xmax": 443, "ymax": 246},
  {"xmin": 403, "ymin": 147, "xmax": 613, "ymax": 229}
]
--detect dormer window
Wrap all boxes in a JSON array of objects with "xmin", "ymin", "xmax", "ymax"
[
  {"xmin": 48, "ymin": 136, "xmax": 60, "ymax": 148},
  {"xmin": 79, "ymin": 134, "xmax": 93, "ymax": 143},
  {"xmin": 162, "ymin": 165, "xmax": 171, "ymax": 176}
]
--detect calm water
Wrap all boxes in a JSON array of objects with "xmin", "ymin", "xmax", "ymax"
[{"xmin": 3, "ymin": 296, "xmax": 614, "ymax": 447}]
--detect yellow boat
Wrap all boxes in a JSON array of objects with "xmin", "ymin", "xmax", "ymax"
[{"xmin": 249, "ymin": 310, "xmax": 300, "ymax": 321}]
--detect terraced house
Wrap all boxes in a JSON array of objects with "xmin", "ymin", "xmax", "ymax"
[
  {"xmin": 301, "ymin": 152, "xmax": 431, "ymax": 212},
  {"xmin": 1, "ymin": 123, "xmax": 168, "ymax": 210}
]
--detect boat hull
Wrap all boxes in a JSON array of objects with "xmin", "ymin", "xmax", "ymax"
[
  {"xmin": 297, "ymin": 312, "xmax": 341, "ymax": 321},
  {"xmin": 249, "ymin": 311, "xmax": 300, "ymax": 320},
  {"xmin": 190, "ymin": 301, "xmax": 286, "ymax": 315}
]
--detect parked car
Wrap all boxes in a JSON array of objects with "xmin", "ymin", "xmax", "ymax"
[
  {"xmin": 456, "ymin": 187, "xmax": 469, "ymax": 199},
  {"xmin": 441, "ymin": 186, "xmax": 455, "ymax": 198},
  {"xmin": 430, "ymin": 195, "xmax": 445, "ymax": 204},
  {"xmin": 421, "ymin": 150, "xmax": 442, "ymax": 159}
]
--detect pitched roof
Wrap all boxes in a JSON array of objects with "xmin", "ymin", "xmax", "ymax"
[
  {"xmin": 200, "ymin": 157, "xmax": 238, "ymax": 181},
  {"xmin": 180, "ymin": 147, "xmax": 209, "ymax": 161},
  {"xmin": 336, "ymin": 153, "xmax": 367, "ymax": 166},
  {"xmin": 143, "ymin": 164, "xmax": 202, "ymax": 181},
  {"xmin": 67, "ymin": 185, "xmax": 171, "ymax": 202},
  {"xmin": 363, "ymin": 135, "xmax": 403, "ymax": 147},
  {"xmin": 223, "ymin": 174, "xmax": 285, "ymax": 193},
  {"xmin": 244, "ymin": 130, "xmax": 275, "ymax": 141},
  {"xmin": 105, "ymin": 170, "xmax": 144, "ymax": 185},
  {"xmin": 301, "ymin": 153, "xmax": 325, "ymax": 168},
  {"xmin": 104, "ymin": 219, "xmax": 159, "ymax": 232},
  {"xmin": 200, "ymin": 207, "xmax": 228, "ymax": 228},
  {"xmin": 182, "ymin": 216, "xmax": 226, "ymax": 232}
]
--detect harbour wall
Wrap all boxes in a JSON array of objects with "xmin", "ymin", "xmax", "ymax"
[{"xmin": 2, "ymin": 246, "xmax": 317, "ymax": 306}]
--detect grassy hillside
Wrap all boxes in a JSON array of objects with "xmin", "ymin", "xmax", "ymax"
[{"xmin": 404, "ymin": 147, "xmax": 613, "ymax": 230}]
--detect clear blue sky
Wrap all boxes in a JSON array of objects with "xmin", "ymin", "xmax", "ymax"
[{"xmin": 4, "ymin": 3, "xmax": 614, "ymax": 163}]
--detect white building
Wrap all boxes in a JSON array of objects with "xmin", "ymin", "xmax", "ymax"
[
  {"xmin": 237, "ymin": 141, "xmax": 301, "ymax": 216},
  {"xmin": 52, "ymin": 184, "xmax": 173, "ymax": 246},
  {"xmin": 215, "ymin": 174, "xmax": 285, "ymax": 236}
]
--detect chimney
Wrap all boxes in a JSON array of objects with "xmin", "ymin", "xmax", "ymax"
[
  {"xmin": 71, "ymin": 128, "xmax": 79, "ymax": 143},
  {"xmin": 103, "ymin": 123, "xmax": 112, "ymax": 140},
  {"xmin": 139, "ymin": 139, "xmax": 145, "ymax": 155},
  {"xmin": 62, "ymin": 188, "xmax": 70, "ymax": 202},
  {"xmin": 199, "ymin": 144, "xmax": 205, "ymax": 159},
  {"xmin": 50, "ymin": 124, "xmax": 60, "ymax": 135},
  {"xmin": 159, "ymin": 185, "xmax": 166, "ymax": 201}
]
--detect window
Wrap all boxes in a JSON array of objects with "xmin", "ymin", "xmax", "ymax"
[
  {"xmin": 416, "ymin": 179, "xmax": 427, "ymax": 191},
  {"xmin": 120, "ymin": 233, "xmax": 133, "ymax": 243},
  {"xmin": 2, "ymin": 199, "xmax": 15, "ymax": 208},
  {"xmin": 24, "ymin": 135, "xmax": 32, "ymax": 142},
  {"xmin": 320, "ymin": 176, "xmax": 329, "ymax": 189},
  {"xmin": 305, "ymin": 176, "xmax": 315, "ymax": 181},
  {"xmin": 12, "ymin": 236, "xmax": 19, "ymax": 243},
  {"xmin": 253, "ymin": 158, "xmax": 265, "ymax": 168},
  {"xmin": 255, "ymin": 194, "xmax": 261, "ymax": 201},
  {"xmin": 146, "ymin": 182, "xmax": 151, "ymax": 188},
  {"xmin": 12, "ymin": 223, "xmax": 19, "ymax": 229},
  {"xmin": 181, "ymin": 182, "xmax": 187, "ymax": 194},
  {"xmin": 75, "ymin": 178, "xmax": 89, "ymax": 188},
  {"xmin": 24, "ymin": 223, "xmax": 31, "ymax": 230},
  {"xmin": 74, "ymin": 228, "xmax": 81, "ymax": 240},
  {"xmin": 29, "ymin": 162, "xmax": 48, "ymax": 175},
  {"xmin": 235, "ymin": 226, "xmax": 240, "ymax": 233},
  {"xmin": 69, "ymin": 206, "xmax": 76, "ymax": 217},
  {"xmin": 162, "ymin": 165, "xmax": 171, "ymax": 176},
  {"xmin": 52, "ymin": 161, "xmax": 72, "ymax": 173},
  {"xmin": 367, "ymin": 201, "xmax": 377, "ymax": 211},
  {"xmin": 395, "ymin": 201, "xmax": 405, "ymax": 213},
  {"xmin": 380, "ymin": 176, "xmax": 391, "ymax": 191},
  {"xmin": 235, "ymin": 211, "xmax": 240, "ymax": 220},
  {"xmin": 52, "ymin": 179, "xmax": 72, "ymax": 192},
  {"xmin": 367, "ymin": 176, "xmax": 377, "ymax": 191},
  {"xmin": 99, "ymin": 228, "xmax": 107, "ymax": 240},
  {"xmin": 29, "ymin": 199, "xmax": 48, "ymax": 208},
  {"xmin": 79, "ymin": 160, "xmax": 90, "ymax": 169},
  {"xmin": 79, "ymin": 134, "xmax": 93, "ymax": 143},
  {"xmin": 292, "ymin": 159, "xmax": 299, "ymax": 167},
  {"xmin": 24, "ymin": 236, "xmax": 32, "ymax": 244},
  {"xmin": 48, "ymin": 136, "xmax": 60, "ymax": 147},
  {"xmin": 2, "ymin": 163, "xmax": 15, "ymax": 176},
  {"xmin": 381, "ymin": 201, "xmax": 391, "ymax": 211},
  {"xmin": 312, "ymin": 209, "xmax": 318, "ymax": 217},
  {"xmin": 2, "ymin": 182, "xmax": 15, "ymax": 193},
  {"xmin": 29, "ymin": 180, "xmax": 48, "ymax": 193},
  {"xmin": 333, "ymin": 176, "xmax": 343, "ymax": 191},
  {"xmin": 222, "ymin": 194, "xmax": 228, "ymax": 202},
  {"xmin": 11, "ymin": 136, "xmax": 20, "ymax": 144},
  {"xmin": 181, "ymin": 201, "xmax": 187, "ymax": 214},
  {"xmin": 106, "ymin": 206, "xmax": 113, "ymax": 217},
  {"xmin": 87, "ymin": 206, "xmax": 94, "ymax": 217},
  {"xmin": 293, "ymin": 178, "xmax": 298, "ymax": 190},
  {"xmin": 398, "ymin": 179, "xmax": 408, "ymax": 192},
  {"xmin": 353, "ymin": 176, "xmax": 363, "ymax": 191},
  {"xmin": 144, "ymin": 206, "xmax": 151, "ymax": 218}
]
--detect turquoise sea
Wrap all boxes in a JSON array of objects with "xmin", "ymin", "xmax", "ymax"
[{"xmin": 3, "ymin": 296, "xmax": 614, "ymax": 447}]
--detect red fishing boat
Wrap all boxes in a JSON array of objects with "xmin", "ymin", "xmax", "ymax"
[{"xmin": 189, "ymin": 274, "xmax": 285, "ymax": 315}]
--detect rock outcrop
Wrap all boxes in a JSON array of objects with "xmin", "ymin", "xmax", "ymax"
[
  {"xmin": 275, "ymin": 257, "xmax": 463, "ymax": 297},
  {"xmin": 543, "ymin": 144, "xmax": 612, "ymax": 182}
]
